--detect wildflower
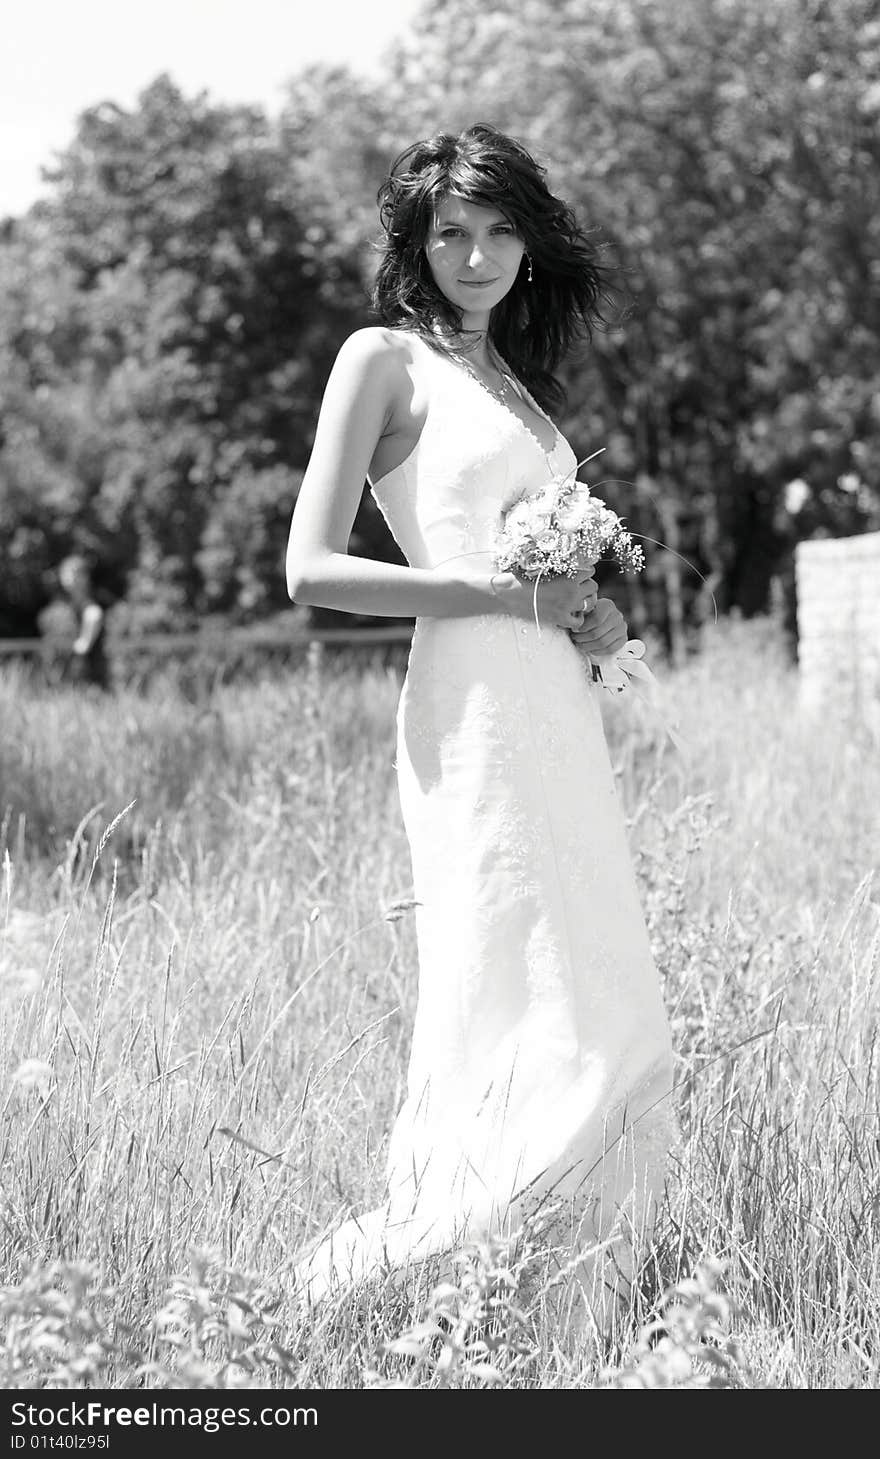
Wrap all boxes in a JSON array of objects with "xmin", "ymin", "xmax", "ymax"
[{"xmin": 12, "ymin": 1059, "xmax": 54, "ymax": 1095}]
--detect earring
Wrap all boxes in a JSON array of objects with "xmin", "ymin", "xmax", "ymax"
[{"xmin": 526, "ymin": 254, "xmax": 534, "ymax": 283}]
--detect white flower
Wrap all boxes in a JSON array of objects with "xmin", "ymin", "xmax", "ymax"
[
  {"xmin": 555, "ymin": 497, "xmax": 592, "ymax": 532},
  {"xmin": 0, "ymin": 959, "xmax": 41, "ymax": 1000},
  {"xmin": 12, "ymin": 1059, "xmax": 54, "ymax": 1094},
  {"xmin": 504, "ymin": 500, "xmax": 539, "ymax": 534}
]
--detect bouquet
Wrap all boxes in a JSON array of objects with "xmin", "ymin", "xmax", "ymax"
[
  {"xmin": 494, "ymin": 451, "xmax": 685, "ymax": 749},
  {"xmin": 494, "ymin": 454, "xmax": 645, "ymax": 586}
]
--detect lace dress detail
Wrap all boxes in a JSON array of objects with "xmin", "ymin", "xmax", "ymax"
[{"xmin": 294, "ymin": 337, "xmax": 676, "ymax": 1301}]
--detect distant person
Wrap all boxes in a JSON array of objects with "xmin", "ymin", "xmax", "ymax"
[{"xmin": 57, "ymin": 555, "xmax": 109, "ymax": 689}]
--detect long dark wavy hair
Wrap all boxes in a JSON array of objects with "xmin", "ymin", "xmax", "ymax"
[{"xmin": 372, "ymin": 123, "xmax": 616, "ymax": 413}]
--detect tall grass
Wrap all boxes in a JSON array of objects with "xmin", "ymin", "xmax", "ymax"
[{"xmin": 0, "ymin": 618, "xmax": 877, "ymax": 1388}]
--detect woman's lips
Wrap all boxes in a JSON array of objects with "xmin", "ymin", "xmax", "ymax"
[{"xmin": 459, "ymin": 278, "xmax": 499, "ymax": 288}]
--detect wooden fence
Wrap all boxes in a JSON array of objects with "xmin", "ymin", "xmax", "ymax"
[
  {"xmin": 0, "ymin": 623, "xmax": 414, "ymax": 657},
  {"xmin": 0, "ymin": 623, "xmax": 415, "ymax": 689}
]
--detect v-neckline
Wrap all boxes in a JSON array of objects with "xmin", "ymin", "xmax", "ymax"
[{"xmin": 436, "ymin": 343, "xmax": 562, "ymax": 464}]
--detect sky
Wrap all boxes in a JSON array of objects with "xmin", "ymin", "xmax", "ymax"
[{"xmin": 1, "ymin": 0, "xmax": 424, "ymax": 217}]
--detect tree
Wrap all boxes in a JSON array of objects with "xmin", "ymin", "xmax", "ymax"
[
  {"xmin": 0, "ymin": 76, "xmax": 367, "ymax": 632},
  {"xmin": 380, "ymin": 0, "xmax": 880, "ymax": 646},
  {"xmin": 4, "ymin": 9, "xmax": 878, "ymax": 645}
]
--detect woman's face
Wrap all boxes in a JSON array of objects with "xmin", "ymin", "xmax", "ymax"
[{"xmin": 424, "ymin": 194, "xmax": 526, "ymax": 318}]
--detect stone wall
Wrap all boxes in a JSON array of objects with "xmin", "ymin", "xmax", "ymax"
[{"xmin": 795, "ymin": 532, "xmax": 880, "ymax": 723}]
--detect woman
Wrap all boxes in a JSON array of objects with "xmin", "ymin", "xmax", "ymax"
[{"xmin": 286, "ymin": 124, "xmax": 675, "ymax": 1325}]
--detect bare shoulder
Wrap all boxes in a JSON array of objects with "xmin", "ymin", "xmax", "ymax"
[
  {"xmin": 325, "ymin": 328, "xmax": 420, "ymax": 430},
  {"xmin": 332, "ymin": 326, "xmax": 415, "ymax": 380}
]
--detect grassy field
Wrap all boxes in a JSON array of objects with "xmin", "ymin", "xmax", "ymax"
[{"xmin": 1, "ymin": 615, "xmax": 878, "ymax": 1389}]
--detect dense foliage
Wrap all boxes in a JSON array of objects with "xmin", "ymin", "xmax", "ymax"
[{"xmin": 2, "ymin": 0, "xmax": 878, "ymax": 650}]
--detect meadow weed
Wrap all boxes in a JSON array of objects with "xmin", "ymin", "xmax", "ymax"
[{"xmin": 1, "ymin": 617, "xmax": 877, "ymax": 1387}]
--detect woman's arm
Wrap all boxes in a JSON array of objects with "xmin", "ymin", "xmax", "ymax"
[
  {"xmin": 285, "ymin": 329, "xmax": 500, "ymax": 620},
  {"xmin": 73, "ymin": 602, "xmax": 104, "ymax": 654}
]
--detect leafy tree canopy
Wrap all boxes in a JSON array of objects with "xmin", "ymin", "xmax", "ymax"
[{"xmin": 2, "ymin": 3, "xmax": 878, "ymax": 649}]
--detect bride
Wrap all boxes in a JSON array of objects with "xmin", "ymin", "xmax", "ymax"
[{"xmin": 285, "ymin": 123, "xmax": 676, "ymax": 1327}]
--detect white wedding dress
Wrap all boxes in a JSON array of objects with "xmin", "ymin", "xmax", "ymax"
[{"xmin": 294, "ymin": 337, "xmax": 675, "ymax": 1305}]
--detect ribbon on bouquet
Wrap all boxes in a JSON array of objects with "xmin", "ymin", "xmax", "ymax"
[{"xmin": 586, "ymin": 640, "xmax": 690, "ymax": 758}]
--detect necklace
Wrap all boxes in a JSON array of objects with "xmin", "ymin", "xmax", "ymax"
[
  {"xmin": 455, "ymin": 351, "xmax": 518, "ymax": 406},
  {"xmin": 437, "ymin": 333, "xmax": 562, "ymax": 463},
  {"xmin": 453, "ymin": 345, "xmax": 562, "ymax": 467}
]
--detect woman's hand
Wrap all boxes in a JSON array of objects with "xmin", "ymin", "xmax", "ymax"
[
  {"xmin": 490, "ymin": 569, "xmax": 598, "ymax": 628},
  {"xmin": 568, "ymin": 598, "xmax": 628, "ymax": 656}
]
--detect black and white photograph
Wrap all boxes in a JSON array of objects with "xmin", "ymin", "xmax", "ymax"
[{"xmin": 1, "ymin": 0, "xmax": 878, "ymax": 1406}]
